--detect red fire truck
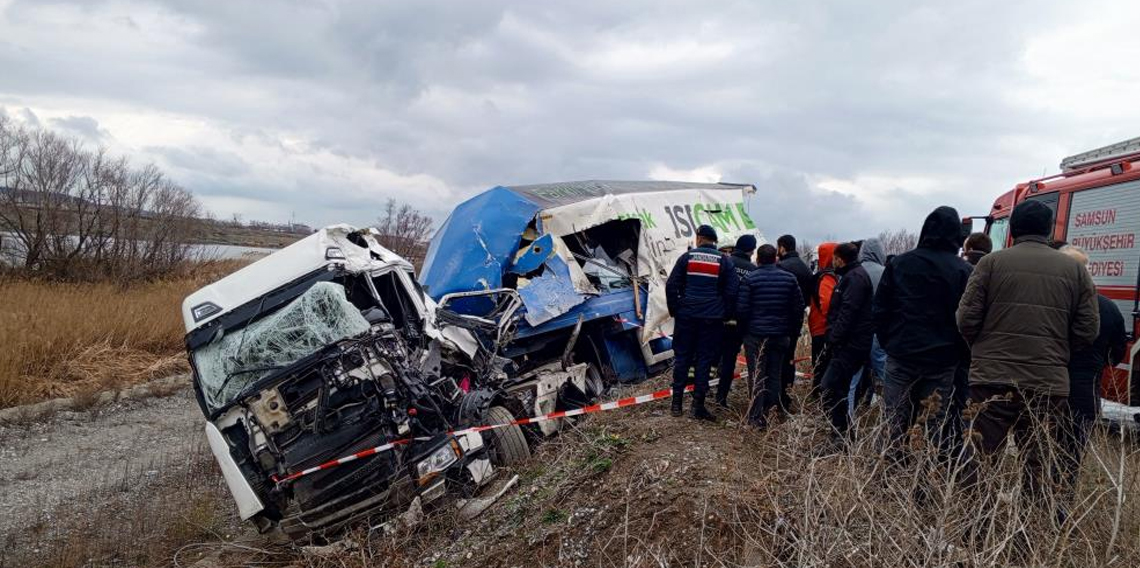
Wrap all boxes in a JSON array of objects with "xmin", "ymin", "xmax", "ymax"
[{"xmin": 974, "ymin": 137, "xmax": 1140, "ymax": 405}]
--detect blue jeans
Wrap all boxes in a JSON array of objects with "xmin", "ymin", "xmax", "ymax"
[{"xmin": 848, "ymin": 335, "xmax": 886, "ymax": 419}]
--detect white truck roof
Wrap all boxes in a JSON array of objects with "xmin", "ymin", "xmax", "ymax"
[{"xmin": 181, "ymin": 224, "xmax": 411, "ymax": 332}]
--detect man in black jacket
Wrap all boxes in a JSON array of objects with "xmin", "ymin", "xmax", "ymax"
[
  {"xmin": 716, "ymin": 235, "xmax": 759, "ymax": 407},
  {"xmin": 819, "ymin": 242, "xmax": 874, "ymax": 441},
  {"xmin": 777, "ymin": 234, "xmax": 812, "ymax": 412},
  {"xmin": 1058, "ymin": 244, "xmax": 1128, "ymax": 485},
  {"xmin": 873, "ymin": 206, "xmax": 972, "ymax": 457},
  {"xmin": 666, "ymin": 225, "xmax": 739, "ymax": 420},
  {"xmin": 737, "ymin": 244, "xmax": 805, "ymax": 428}
]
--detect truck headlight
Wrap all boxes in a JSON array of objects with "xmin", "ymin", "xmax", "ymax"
[{"xmin": 416, "ymin": 440, "xmax": 460, "ymax": 485}]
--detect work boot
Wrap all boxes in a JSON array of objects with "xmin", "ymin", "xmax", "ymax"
[
  {"xmin": 714, "ymin": 396, "xmax": 729, "ymax": 410},
  {"xmin": 691, "ymin": 398, "xmax": 716, "ymax": 422},
  {"xmin": 670, "ymin": 395, "xmax": 683, "ymax": 417}
]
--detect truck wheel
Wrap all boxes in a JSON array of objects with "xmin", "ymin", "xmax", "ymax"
[
  {"xmin": 482, "ymin": 406, "xmax": 531, "ymax": 466},
  {"xmin": 585, "ymin": 363, "xmax": 606, "ymax": 401}
]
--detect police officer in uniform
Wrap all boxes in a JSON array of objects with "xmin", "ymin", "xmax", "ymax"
[{"xmin": 665, "ymin": 225, "xmax": 739, "ymax": 420}]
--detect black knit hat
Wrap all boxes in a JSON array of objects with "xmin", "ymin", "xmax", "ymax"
[
  {"xmin": 734, "ymin": 234, "xmax": 757, "ymax": 253},
  {"xmin": 696, "ymin": 224, "xmax": 718, "ymax": 242},
  {"xmin": 1010, "ymin": 200, "xmax": 1053, "ymax": 239}
]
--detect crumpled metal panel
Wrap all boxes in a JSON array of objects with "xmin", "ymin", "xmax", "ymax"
[
  {"xmin": 516, "ymin": 255, "xmax": 586, "ymax": 326},
  {"xmin": 420, "ymin": 186, "xmax": 541, "ymax": 299}
]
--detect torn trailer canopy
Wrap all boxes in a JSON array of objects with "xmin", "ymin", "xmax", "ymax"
[{"xmin": 420, "ymin": 180, "xmax": 762, "ymax": 345}]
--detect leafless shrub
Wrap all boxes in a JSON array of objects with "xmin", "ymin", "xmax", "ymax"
[
  {"xmin": 0, "ymin": 116, "xmax": 203, "ymax": 281},
  {"xmin": 375, "ymin": 198, "xmax": 434, "ymax": 266},
  {"xmin": 878, "ymin": 228, "xmax": 919, "ymax": 256},
  {"xmin": 797, "ymin": 238, "xmax": 816, "ymax": 266}
]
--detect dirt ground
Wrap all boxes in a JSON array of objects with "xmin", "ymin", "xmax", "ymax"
[
  {"xmin": 3, "ymin": 372, "xmax": 1136, "ymax": 567},
  {"xmin": 0, "ymin": 387, "xmax": 244, "ymax": 567}
]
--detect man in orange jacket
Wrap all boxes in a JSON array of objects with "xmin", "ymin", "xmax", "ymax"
[{"xmin": 808, "ymin": 243, "xmax": 839, "ymax": 396}]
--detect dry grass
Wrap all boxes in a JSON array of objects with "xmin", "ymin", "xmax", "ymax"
[
  {"xmin": 0, "ymin": 260, "xmax": 246, "ymax": 408},
  {"xmin": 221, "ymin": 369, "xmax": 1140, "ymax": 568}
]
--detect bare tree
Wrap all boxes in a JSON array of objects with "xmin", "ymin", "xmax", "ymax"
[
  {"xmin": 375, "ymin": 198, "xmax": 434, "ymax": 265},
  {"xmin": 797, "ymin": 239, "xmax": 816, "ymax": 267},
  {"xmin": 878, "ymin": 228, "xmax": 919, "ymax": 256},
  {"xmin": 0, "ymin": 119, "xmax": 202, "ymax": 280}
]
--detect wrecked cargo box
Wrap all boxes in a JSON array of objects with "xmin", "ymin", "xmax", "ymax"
[
  {"xmin": 182, "ymin": 225, "xmax": 530, "ymax": 538},
  {"xmin": 421, "ymin": 180, "xmax": 762, "ymax": 394}
]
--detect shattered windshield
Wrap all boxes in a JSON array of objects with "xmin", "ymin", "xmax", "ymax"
[{"xmin": 193, "ymin": 281, "xmax": 371, "ymax": 410}]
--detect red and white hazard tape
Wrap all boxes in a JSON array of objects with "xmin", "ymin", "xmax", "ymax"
[{"xmin": 273, "ymin": 357, "xmax": 816, "ymax": 486}]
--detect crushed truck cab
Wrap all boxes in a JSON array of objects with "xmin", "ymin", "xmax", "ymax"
[
  {"xmin": 421, "ymin": 180, "xmax": 761, "ymax": 390},
  {"xmin": 181, "ymin": 225, "xmax": 528, "ymax": 537}
]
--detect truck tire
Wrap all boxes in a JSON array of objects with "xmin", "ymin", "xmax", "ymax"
[
  {"xmin": 483, "ymin": 406, "xmax": 531, "ymax": 466},
  {"xmin": 585, "ymin": 363, "xmax": 606, "ymax": 401}
]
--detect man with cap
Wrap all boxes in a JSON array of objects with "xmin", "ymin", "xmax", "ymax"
[
  {"xmin": 666, "ymin": 224, "xmax": 740, "ymax": 420},
  {"xmin": 957, "ymin": 200, "xmax": 1099, "ymax": 498},
  {"xmin": 715, "ymin": 234, "xmax": 759, "ymax": 408}
]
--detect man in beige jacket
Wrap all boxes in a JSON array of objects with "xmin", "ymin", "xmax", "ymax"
[{"xmin": 956, "ymin": 200, "xmax": 1099, "ymax": 497}]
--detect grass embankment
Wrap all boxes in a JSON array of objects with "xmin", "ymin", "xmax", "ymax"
[{"xmin": 0, "ymin": 261, "xmax": 245, "ymax": 409}]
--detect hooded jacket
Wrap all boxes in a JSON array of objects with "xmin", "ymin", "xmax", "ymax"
[
  {"xmin": 956, "ymin": 234, "xmax": 1099, "ymax": 396},
  {"xmin": 808, "ymin": 242, "xmax": 839, "ymax": 337},
  {"xmin": 737, "ymin": 264, "xmax": 806, "ymax": 337},
  {"xmin": 826, "ymin": 260, "xmax": 875, "ymax": 353},
  {"xmin": 857, "ymin": 238, "xmax": 887, "ymax": 292},
  {"xmin": 665, "ymin": 244, "xmax": 739, "ymax": 320},
  {"xmin": 873, "ymin": 207, "xmax": 973, "ymax": 366}
]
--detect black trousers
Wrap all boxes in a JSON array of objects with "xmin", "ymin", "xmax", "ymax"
[
  {"xmin": 810, "ymin": 335, "xmax": 832, "ymax": 394},
  {"xmin": 743, "ymin": 335, "xmax": 790, "ymax": 425},
  {"xmin": 672, "ymin": 317, "xmax": 723, "ymax": 403},
  {"xmin": 716, "ymin": 322, "xmax": 745, "ymax": 403},
  {"xmin": 779, "ymin": 333, "xmax": 800, "ymax": 410},
  {"xmin": 1061, "ymin": 365, "xmax": 1102, "ymax": 487},
  {"xmin": 819, "ymin": 346, "xmax": 869, "ymax": 438}
]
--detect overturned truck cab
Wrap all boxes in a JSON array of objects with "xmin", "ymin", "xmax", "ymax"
[
  {"xmin": 181, "ymin": 225, "xmax": 530, "ymax": 537},
  {"xmin": 421, "ymin": 180, "xmax": 761, "ymax": 396}
]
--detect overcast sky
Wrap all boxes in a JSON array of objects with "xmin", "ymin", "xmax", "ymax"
[{"xmin": 2, "ymin": 0, "xmax": 1138, "ymax": 242}]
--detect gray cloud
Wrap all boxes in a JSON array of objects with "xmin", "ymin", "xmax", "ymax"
[
  {"xmin": 48, "ymin": 115, "xmax": 108, "ymax": 142},
  {"xmin": 0, "ymin": 0, "xmax": 1133, "ymax": 240}
]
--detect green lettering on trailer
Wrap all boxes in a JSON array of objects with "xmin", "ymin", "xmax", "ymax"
[{"xmin": 736, "ymin": 202, "xmax": 756, "ymax": 229}]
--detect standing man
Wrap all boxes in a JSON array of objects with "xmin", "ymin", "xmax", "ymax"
[
  {"xmin": 737, "ymin": 244, "xmax": 805, "ymax": 428},
  {"xmin": 777, "ymin": 234, "xmax": 813, "ymax": 412},
  {"xmin": 873, "ymin": 207, "xmax": 972, "ymax": 458},
  {"xmin": 715, "ymin": 234, "xmax": 759, "ymax": 407},
  {"xmin": 819, "ymin": 242, "xmax": 875, "ymax": 442},
  {"xmin": 666, "ymin": 224, "xmax": 739, "ymax": 421},
  {"xmin": 808, "ymin": 242, "xmax": 840, "ymax": 396},
  {"xmin": 848, "ymin": 238, "xmax": 888, "ymax": 417},
  {"xmin": 1057, "ymin": 245, "xmax": 1127, "ymax": 486},
  {"xmin": 957, "ymin": 200, "xmax": 1099, "ymax": 498},
  {"xmin": 962, "ymin": 232, "xmax": 992, "ymax": 266}
]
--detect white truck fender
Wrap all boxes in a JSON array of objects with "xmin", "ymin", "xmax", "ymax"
[{"xmin": 205, "ymin": 422, "xmax": 265, "ymax": 520}]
